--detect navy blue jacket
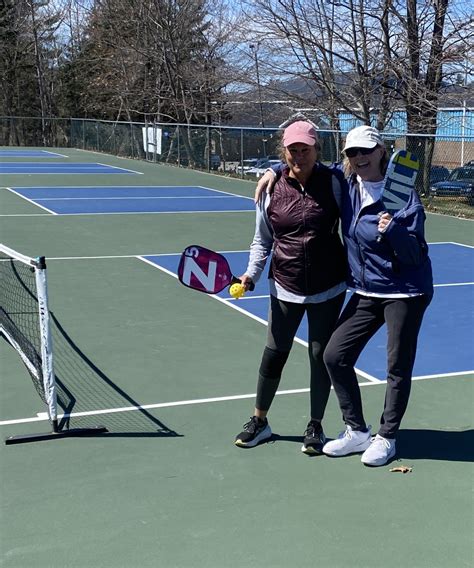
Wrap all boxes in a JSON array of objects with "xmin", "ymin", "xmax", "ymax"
[{"xmin": 332, "ymin": 165, "xmax": 433, "ymax": 295}]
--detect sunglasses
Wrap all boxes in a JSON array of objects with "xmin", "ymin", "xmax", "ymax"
[{"xmin": 345, "ymin": 146, "xmax": 378, "ymax": 158}]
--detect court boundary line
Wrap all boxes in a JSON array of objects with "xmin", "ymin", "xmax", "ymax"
[
  {"xmin": 429, "ymin": 241, "xmax": 474, "ymax": 248},
  {"xmin": 0, "ymin": 371, "xmax": 471, "ymax": 428},
  {"xmin": 1, "ymin": 185, "xmax": 254, "ymax": 216},
  {"xmin": 0, "ymin": 150, "xmax": 69, "ymax": 158},
  {"xmin": 96, "ymin": 162, "xmax": 144, "ymax": 174},
  {"xmin": 3, "ymin": 184, "xmax": 255, "ymax": 202},
  {"xmin": 0, "ymin": 162, "xmax": 143, "ymax": 175},
  {"xmin": 5, "ymin": 187, "xmax": 57, "ymax": 215},
  {"xmin": 29, "ymin": 196, "xmax": 252, "ymax": 202},
  {"xmin": 0, "ymin": 211, "xmax": 255, "ymax": 217}
]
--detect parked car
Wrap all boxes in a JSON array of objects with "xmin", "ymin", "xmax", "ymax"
[
  {"xmin": 429, "ymin": 165, "xmax": 450, "ymax": 184},
  {"xmin": 236, "ymin": 158, "xmax": 259, "ymax": 175},
  {"xmin": 430, "ymin": 166, "xmax": 474, "ymax": 204},
  {"xmin": 245, "ymin": 159, "xmax": 282, "ymax": 178}
]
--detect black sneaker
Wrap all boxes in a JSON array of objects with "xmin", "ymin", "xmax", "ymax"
[
  {"xmin": 301, "ymin": 421, "xmax": 326, "ymax": 455},
  {"xmin": 235, "ymin": 416, "xmax": 272, "ymax": 448}
]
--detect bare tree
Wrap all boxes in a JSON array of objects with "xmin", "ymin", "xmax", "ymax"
[
  {"xmin": 235, "ymin": 0, "xmax": 404, "ymax": 130},
  {"xmin": 234, "ymin": 1, "xmax": 471, "ymax": 123}
]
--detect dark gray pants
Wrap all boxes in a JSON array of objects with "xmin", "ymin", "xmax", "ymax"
[
  {"xmin": 256, "ymin": 291, "xmax": 345, "ymax": 420},
  {"xmin": 323, "ymin": 293, "xmax": 432, "ymax": 439}
]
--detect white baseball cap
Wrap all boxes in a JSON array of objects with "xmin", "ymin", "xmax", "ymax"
[{"xmin": 343, "ymin": 126, "xmax": 383, "ymax": 151}]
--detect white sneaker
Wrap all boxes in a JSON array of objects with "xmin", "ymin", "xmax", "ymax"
[
  {"xmin": 322, "ymin": 425, "xmax": 372, "ymax": 456},
  {"xmin": 361, "ymin": 434, "xmax": 396, "ymax": 466}
]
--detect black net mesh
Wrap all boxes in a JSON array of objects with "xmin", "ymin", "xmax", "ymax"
[
  {"xmin": 0, "ymin": 253, "xmax": 46, "ymax": 403},
  {"xmin": 1, "ymin": 249, "xmax": 177, "ymax": 437}
]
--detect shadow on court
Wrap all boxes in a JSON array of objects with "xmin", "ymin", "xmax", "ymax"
[
  {"xmin": 397, "ymin": 428, "xmax": 474, "ymax": 462},
  {"xmin": 242, "ymin": 430, "xmax": 474, "ymax": 463},
  {"xmin": 50, "ymin": 312, "xmax": 180, "ymax": 438}
]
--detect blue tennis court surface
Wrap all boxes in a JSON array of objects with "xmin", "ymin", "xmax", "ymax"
[
  {"xmin": 8, "ymin": 185, "xmax": 255, "ymax": 214},
  {"xmin": 142, "ymin": 242, "xmax": 474, "ymax": 381},
  {"xmin": 0, "ymin": 162, "xmax": 141, "ymax": 174},
  {"xmin": 0, "ymin": 149, "xmax": 67, "ymax": 157}
]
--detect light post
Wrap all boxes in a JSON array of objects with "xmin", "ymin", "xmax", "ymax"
[{"xmin": 250, "ymin": 42, "xmax": 267, "ymax": 157}]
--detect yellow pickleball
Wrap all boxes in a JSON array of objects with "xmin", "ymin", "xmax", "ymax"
[{"xmin": 229, "ymin": 283, "xmax": 245, "ymax": 299}]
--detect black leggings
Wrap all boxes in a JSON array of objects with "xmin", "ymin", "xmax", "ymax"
[
  {"xmin": 256, "ymin": 291, "xmax": 345, "ymax": 420},
  {"xmin": 323, "ymin": 293, "xmax": 432, "ymax": 438}
]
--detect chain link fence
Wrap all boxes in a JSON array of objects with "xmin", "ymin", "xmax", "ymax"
[{"xmin": 1, "ymin": 116, "xmax": 473, "ymax": 218}]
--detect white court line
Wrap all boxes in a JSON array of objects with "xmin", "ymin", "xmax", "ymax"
[
  {"xmin": 196, "ymin": 185, "xmax": 254, "ymax": 201},
  {"xmin": 0, "ymin": 164, "xmax": 143, "ymax": 175},
  {"xmin": 4, "ymin": 184, "xmax": 254, "ymax": 202},
  {"xmin": 1, "ymin": 371, "xmax": 471, "ymax": 427},
  {"xmin": 41, "ymin": 151, "xmax": 69, "ymax": 157},
  {"xmin": 35, "ymin": 195, "xmax": 249, "ymax": 201},
  {"xmin": 433, "ymin": 281, "xmax": 474, "ymax": 287},
  {"xmin": 33, "ymin": 150, "xmax": 69, "ymax": 158},
  {"xmin": 2, "ymin": 185, "xmax": 247, "ymax": 189},
  {"xmin": 96, "ymin": 162, "xmax": 144, "ymax": 174},
  {"xmin": 0, "ymin": 210, "xmax": 254, "ymax": 217},
  {"xmin": 429, "ymin": 241, "xmax": 474, "ymax": 248},
  {"xmin": 5, "ymin": 187, "xmax": 57, "ymax": 215}
]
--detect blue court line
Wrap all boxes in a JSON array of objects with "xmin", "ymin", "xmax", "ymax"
[
  {"xmin": 0, "ymin": 150, "xmax": 67, "ymax": 157},
  {"xmin": 0, "ymin": 162, "xmax": 141, "ymax": 174},
  {"xmin": 8, "ymin": 186, "xmax": 255, "ymax": 214},
  {"xmin": 141, "ymin": 242, "xmax": 474, "ymax": 381}
]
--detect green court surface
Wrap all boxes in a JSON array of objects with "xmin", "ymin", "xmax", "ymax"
[{"xmin": 1, "ymin": 148, "xmax": 473, "ymax": 568}]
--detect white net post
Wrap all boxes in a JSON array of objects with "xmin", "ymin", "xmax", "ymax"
[{"xmin": 34, "ymin": 257, "xmax": 58, "ymax": 431}]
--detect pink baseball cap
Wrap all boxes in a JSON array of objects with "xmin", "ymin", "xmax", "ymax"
[{"xmin": 282, "ymin": 121, "xmax": 319, "ymax": 147}]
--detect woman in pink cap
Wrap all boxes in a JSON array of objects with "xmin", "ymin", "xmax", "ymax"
[{"xmin": 234, "ymin": 121, "xmax": 348, "ymax": 454}]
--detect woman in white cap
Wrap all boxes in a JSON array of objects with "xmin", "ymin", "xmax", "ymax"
[
  {"xmin": 234, "ymin": 121, "xmax": 348, "ymax": 454},
  {"xmin": 255, "ymin": 124, "xmax": 433, "ymax": 466}
]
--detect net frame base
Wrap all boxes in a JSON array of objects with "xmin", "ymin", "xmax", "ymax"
[{"xmin": 5, "ymin": 425, "xmax": 108, "ymax": 445}]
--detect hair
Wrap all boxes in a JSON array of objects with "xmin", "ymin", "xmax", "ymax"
[
  {"xmin": 277, "ymin": 133, "xmax": 322, "ymax": 163},
  {"xmin": 342, "ymin": 145, "xmax": 389, "ymax": 178}
]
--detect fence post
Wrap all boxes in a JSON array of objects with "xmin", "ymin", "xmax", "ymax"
[
  {"xmin": 240, "ymin": 129, "xmax": 244, "ymax": 178},
  {"xmin": 461, "ymin": 101, "xmax": 466, "ymax": 166},
  {"xmin": 177, "ymin": 126, "xmax": 181, "ymax": 166}
]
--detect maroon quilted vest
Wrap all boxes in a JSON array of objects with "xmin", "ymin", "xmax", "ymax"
[{"xmin": 267, "ymin": 166, "xmax": 347, "ymax": 295}]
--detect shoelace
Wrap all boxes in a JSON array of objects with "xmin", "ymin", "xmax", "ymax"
[
  {"xmin": 305, "ymin": 423, "xmax": 322, "ymax": 439},
  {"xmin": 243, "ymin": 417, "xmax": 262, "ymax": 433},
  {"xmin": 339, "ymin": 425, "xmax": 371, "ymax": 440},
  {"xmin": 370, "ymin": 435, "xmax": 391, "ymax": 449},
  {"xmin": 339, "ymin": 426, "xmax": 354, "ymax": 440}
]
